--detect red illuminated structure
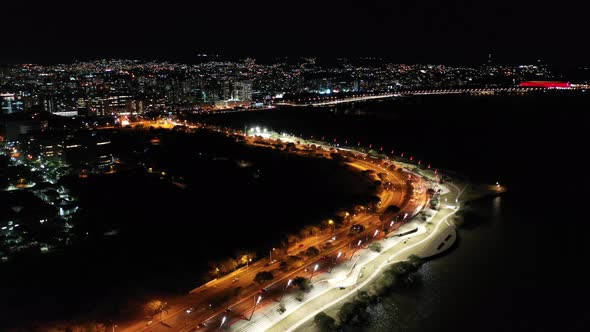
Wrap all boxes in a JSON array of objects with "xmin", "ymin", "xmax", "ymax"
[{"xmin": 519, "ymin": 81, "xmax": 571, "ymax": 88}]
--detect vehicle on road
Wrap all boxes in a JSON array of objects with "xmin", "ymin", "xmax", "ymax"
[
  {"xmin": 186, "ymin": 307, "xmax": 195, "ymax": 314},
  {"xmin": 232, "ymin": 277, "xmax": 240, "ymax": 283},
  {"xmin": 339, "ymin": 286, "xmax": 346, "ymax": 290},
  {"xmin": 349, "ymin": 224, "xmax": 365, "ymax": 236}
]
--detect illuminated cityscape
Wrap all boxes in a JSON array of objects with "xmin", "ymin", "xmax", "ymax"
[
  {"xmin": 1, "ymin": 1, "xmax": 588, "ymax": 332},
  {"xmin": 0, "ymin": 59, "xmax": 568, "ymax": 117}
]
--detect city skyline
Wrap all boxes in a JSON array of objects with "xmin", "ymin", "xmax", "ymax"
[
  {"xmin": 0, "ymin": 57, "xmax": 565, "ymax": 118},
  {"xmin": 1, "ymin": 1, "xmax": 587, "ymax": 331},
  {"xmin": 2, "ymin": 1, "xmax": 589, "ymax": 64}
]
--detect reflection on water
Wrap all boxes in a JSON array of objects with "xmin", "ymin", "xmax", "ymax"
[
  {"xmin": 367, "ymin": 199, "xmax": 506, "ymax": 331},
  {"xmin": 202, "ymin": 93, "xmax": 587, "ymax": 330},
  {"xmin": 493, "ymin": 196, "xmax": 502, "ymax": 216}
]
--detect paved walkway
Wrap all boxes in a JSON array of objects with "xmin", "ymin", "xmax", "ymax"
[{"xmin": 229, "ymin": 182, "xmax": 464, "ymax": 332}]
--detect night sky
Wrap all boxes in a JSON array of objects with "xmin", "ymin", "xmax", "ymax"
[{"xmin": 3, "ymin": 1, "xmax": 589, "ymax": 64}]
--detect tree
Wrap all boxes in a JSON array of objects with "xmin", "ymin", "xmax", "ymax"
[
  {"xmin": 218, "ymin": 257, "xmax": 239, "ymax": 274},
  {"xmin": 365, "ymin": 195, "xmax": 381, "ymax": 212},
  {"xmin": 145, "ymin": 300, "xmax": 168, "ymax": 317},
  {"xmin": 407, "ymin": 255, "xmax": 423, "ymax": 269},
  {"xmin": 279, "ymin": 261, "xmax": 289, "ymax": 272},
  {"xmin": 254, "ymin": 271, "xmax": 274, "ymax": 284},
  {"xmin": 361, "ymin": 169, "xmax": 374, "ymax": 177},
  {"xmin": 304, "ymin": 246, "xmax": 320, "ymax": 257},
  {"xmin": 292, "ymin": 276, "xmax": 313, "ymax": 292},
  {"xmin": 288, "ymin": 254, "xmax": 305, "ymax": 268},
  {"xmin": 384, "ymin": 204, "xmax": 401, "ymax": 214},
  {"xmin": 295, "ymin": 291, "xmax": 305, "ymax": 302},
  {"xmin": 284, "ymin": 142, "xmax": 296, "ymax": 151},
  {"xmin": 330, "ymin": 152, "xmax": 345, "ymax": 163},
  {"xmin": 314, "ymin": 312, "xmax": 337, "ymax": 332},
  {"xmin": 338, "ymin": 302, "xmax": 356, "ymax": 325},
  {"xmin": 338, "ymin": 300, "xmax": 368, "ymax": 326},
  {"xmin": 377, "ymin": 172, "xmax": 388, "ymax": 181},
  {"xmin": 277, "ymin": 301, "xmax": 286, "ymax": 314},
  {"xmin": 287, "ymin": 234, "xmax": 300, "ymax": 245},
  {"xmin": 355, "ymin": 290, "xmax": 374, "ymax": 304},
  {"xmin": 353, "ymin": 204, "xmax": 366, "ymax": 214},
  {"xmin": 233, "ymin": 286, "xmax": 243, "ymax": 298},
  {"xmin": 307, "ymin": 225, "xmax": 321, "ymax": 236},
  {"xmin": 300, "ymin": 225, "xmax": 320, "ymax": 239},
  {"xmin": 379, "ymin": 204, "xmax": 401, "ymax": 221},
  {"xmin": 369, "ymin": 242, "xmax": 382, "ymax": 252},
  {"xmin": 237, "ymin": 251, "xmax": 256, "ymax": 266},
  {"xmin": 373, "ymin": 180, "xmax": 383, "ymax": 195},
  {"xmin": 391, "ymin": 261, "xmax": 415, "ymax": 274}
]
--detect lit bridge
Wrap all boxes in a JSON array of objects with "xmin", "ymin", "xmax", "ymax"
[{"xmin": 275, "ymin": 86, "xmax": 573, "ymax": 107}]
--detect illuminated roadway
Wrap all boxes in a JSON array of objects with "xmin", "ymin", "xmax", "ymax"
[
  {"xmin": 116, "ymin": 125, "xmax": 429, "ymax": 332},
  {"xmin": 275, "ymin": 87, "xmax": 550, "ymax": 107},
  {"xmin": 270, "ymin": 181, "xmax": 463, "ymax": 332}
]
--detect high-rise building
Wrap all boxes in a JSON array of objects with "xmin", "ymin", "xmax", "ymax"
[
  {"xmin": 221, "ymin": 81, "xmax": 232, "ymax": 101},
  {"xmin": 352, "ymin": 78, "xmax": 360, "ymax": 92},
  {"xmin": 218, "ymin": 81, "xmax": 252, "ymax": 101},
  {"xmin": 89, "ymin": 97, "xmax": 106, "ymax": 116},
  {"xmin": 42, "ymin": 97, "xmax": 55, "ymax": 113},
  {"xmin": 236, "ymin": 81, "xmax": 253, "ymax": 101},
  {"xmin": 105, "ymin": 95, "xmax": 131, "ymax": 114},
  {"xmin": 1, "ymin": 93, "xmax": 24, "ymax": 114}
]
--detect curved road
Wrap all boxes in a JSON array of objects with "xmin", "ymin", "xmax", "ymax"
[{"xmin": 117, "ymin": 127, "xmax": 429, "ymax": 332}]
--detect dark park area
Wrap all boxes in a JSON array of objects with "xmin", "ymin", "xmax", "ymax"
[{"xmin": 0, "ymin": 128, "xmax": 377, "ymax": 328}]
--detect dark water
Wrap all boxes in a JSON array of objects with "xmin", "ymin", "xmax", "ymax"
[{"xmin": 201, "ymin": 92, "xmax": 589, "ymax": 330}]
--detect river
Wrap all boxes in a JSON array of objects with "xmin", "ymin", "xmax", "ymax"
[{"xmin": 200, "ymin": 91, "xmax": 588, "ymax": 331}]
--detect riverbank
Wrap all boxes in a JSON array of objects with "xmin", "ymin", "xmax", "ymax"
[
  {"xmin": 258, "ymin": 179, "xmax": 502, "ymax": 332},
  {"xmin": 193, "ymin": 92, "xmax": 587, "ymax": 331}
]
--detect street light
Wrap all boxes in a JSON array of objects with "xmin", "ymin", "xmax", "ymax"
[
  {"xmin": 328, "ymin": 219, "xmax": 335, "ymax": 233},
  {"xmin": 351, "ymin": 240, "xmax": 362, "ymax": 260},
  {"xmin": 246, "ymin": 257, "xmax": 252, "ymax": 272},
  {"xmin": 311, "ymin": 263, "xmax": 319, "ymax": 279},
  {"xmin": 330, "ymin": 251, "xmax": 342, "ymax": 272},
  {"xmin": 270, "ymin": 248, "xmax": 276, "ymax": 263},
  {"xmin": 279, "ymin": 279, "xmax": 292, "ymax": 302},
  {"xmin": 249, "ymin": 295, "xmax": 262, "ymax": 321}
]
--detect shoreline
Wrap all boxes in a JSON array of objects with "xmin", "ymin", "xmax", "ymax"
[
  {"xmin": 260, "ymin": 178, "xmax": 503, "ymax": 332},
  {"xmin": 109, "ymin": 127, "xmax": 419, "ymax": 332}
]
